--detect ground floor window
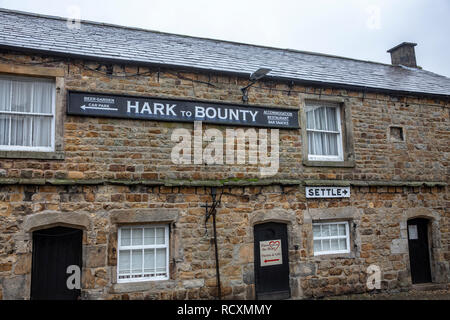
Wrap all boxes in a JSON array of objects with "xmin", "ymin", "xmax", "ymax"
[
  {"xmin": 117, "ymin": 225, "xmax": 169, "ymax": 282},
  {"xmin": 313, "ymin": 221, "xmax": 350, "ymax": 255}
]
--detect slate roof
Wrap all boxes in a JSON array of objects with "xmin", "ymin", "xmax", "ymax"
[{"xmin": 1, "ymin": 8, "xmax": 450, "ymax": 98}]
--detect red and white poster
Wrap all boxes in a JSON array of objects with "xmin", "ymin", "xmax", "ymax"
[{"xmin": 260, "ymin": 239, "xmax": 283, "ymax": 267}]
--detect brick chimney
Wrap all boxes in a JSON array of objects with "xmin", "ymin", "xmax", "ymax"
[{"xmin": 387, "ymin": 42, "xmax": 418, "ymax": 68}]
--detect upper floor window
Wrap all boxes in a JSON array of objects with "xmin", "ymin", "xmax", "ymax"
[
  {"xmin": 118, "ymin": 225, "xmax": 169, "ymax": 283},
  {"xmin": 0, "ymin": 75, "xmax": 55, "ymax": 152},
  {"xmin": 305, "ymin": 101, "xmax": 343, "ymax": 161}
]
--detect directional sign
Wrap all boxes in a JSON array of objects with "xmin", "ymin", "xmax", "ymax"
[
  {"xmin": 67, "ymin": 91, "xmax": 299, "ymax": 129},
  {"xmin": 305, "ymin": 186, "xmax": 351, "ymax": 198},
  {"xmin": 260, "ymin": 239, "xmax": 283, "ymax": 267}
]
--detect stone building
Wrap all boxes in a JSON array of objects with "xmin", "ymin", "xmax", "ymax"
[{"xmin": 0, "ymin": 9, "xmax": 449, "ymax": 300}]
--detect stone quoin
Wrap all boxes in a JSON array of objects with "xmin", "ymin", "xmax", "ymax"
[{"xmin": 0, "ymin": 9, "xmax": 449, "ymax": 300}]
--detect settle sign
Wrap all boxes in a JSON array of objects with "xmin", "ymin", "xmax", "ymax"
[
  {"xmin": 67, "ymin": 91, "xmax": 299, "ymax": 129},
  {"xmin": 305, "ymin": 186, "xmax": 351, "ymax": 198}
]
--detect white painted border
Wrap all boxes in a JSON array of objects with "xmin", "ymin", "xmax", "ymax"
[
  {"xmin": 117, "ymin": 224, "xmax": 169, "ymax": 283},
  {"xmin": 313, "ymin": 221, "xmax": 350, "ymax": 256}
]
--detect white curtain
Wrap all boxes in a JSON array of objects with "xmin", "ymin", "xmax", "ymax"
[
  {"xmin": 306, "ymin": 104, "xmax": 339, "ymax": 156},
  {"xmin": 32, "ymin": 81, "xmax": 53, "ymax": 147},
  {"xmin": 0, "ymin": 76, "xmax": 53, "ymax": 148}
]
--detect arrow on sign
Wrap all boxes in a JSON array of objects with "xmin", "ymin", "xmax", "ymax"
[
  {"xmin": 81, "ymin": 105, "xmax": 118, "ymax": 111},
  {"xmin": 264, "ymin": 259, "xmax": 280, "ymax": 263}
]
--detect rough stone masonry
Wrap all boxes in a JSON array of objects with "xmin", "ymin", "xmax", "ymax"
[{"xmin": 0, "ymin": 32, "xmax": 449, "ymax": 299}]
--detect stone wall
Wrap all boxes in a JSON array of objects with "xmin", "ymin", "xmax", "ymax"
[
  {"xmin": 0, "ymin": 183, "xmax": 448, "ymax": 299},
  {"xmin": 0, "ymin": 51, "xmax": 448, "ymax": 183},
  {"xmin": 0, "ymin": 50, "xmax": 449, "ymax": 300}
]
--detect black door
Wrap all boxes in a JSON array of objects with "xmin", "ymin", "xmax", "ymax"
[
  {"xmin": 407, "ymin": 218, "xmax": 432, "ymax": 284},
  {"xmin": 254, "ymin": 222, "xmax": 290, "ymax": 300},
  {"xmin": 31, "ymin": 226, "xmax": 82, "ymax": 300}
]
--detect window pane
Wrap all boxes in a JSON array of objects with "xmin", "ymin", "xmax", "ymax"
[
  {"xmin": 155, "ymin": 228, "xmax": 165, "ymax": 244},
  {"xmin": 321, "ymin": 225, "xmax": 330, "ymax": 237},
  {"xmin": 155, "ymin": 248, "xmax": 166, "ymax": 273},
  {"xmin": 330, "ymin": 224, "xmax": 338, "ymax": 236},
  {"xmin": 132, "ymin": 228, "xmax": 143, "ymax": 245},
  {"xmin": 11, "ymin": 80, "xmax": 32, "ymax": 112},
  {"xmin": 32, "ymin": 116, "xmax": 52, "ymax": 147},
  {"xmin": 118, "ymin": 250, "xmax": 130, "ymax": 274},
  {"xmin": 33, "ymin": 81, "xmax": 53, "ymax": 113},
  {"xmin": 313, "ymin": 225, "xmax": 321, "ymax": 238},
  {"xmin": 131, "ymin": 249, "xmax": 142, "ymax": 274},
  {"xmin": 120, "ymin": 228, "xmax": 131, "ymax": 246},
  {"xmin": 309, "ymin": 131, "xmax": 323, "ymax": 155},
  {"xmin": 144, "ymin": 249, "xmax": 155, "ymax": 274},
  {"xmin": 330, "ymin": 239, "xmax": 339, "ymax": 251},
  {"xmin": 338, "ymin": 224, "xmax": 346, "ymax": 236},
  {"xmin": 314, "ymin": 107, "xmax": 327, "ymax": 130},
  {"xmin": 325, "ymin": 133, "xmax": 339, "ymax": 156},
  {"xmin": 306, "ymin": 110, "xmax": 315, "ymax": 129},
  {"xmin": 326, "ymin": 107, "xmax": 338, "ymax": 131},
  {"xmin": 339, "ymin": 238, "xmax": 347, "ymax": 250},
  {"xmin": 0, "ymin": 115, "xmax": 10, "ymax": 145},
  {"xmin": 313, "ymin": 240, "xmax": 322, "ymax": 253},
  {"xmin": 0, "ymin": 79, "xmax": 11, "ymax": 111},
  {"xmin": 322, "ymin": 239, "xmax": 331, "ymax": 251},
  {"xmin": 10, "ymin": 115, "xmax": 31, "ymax": 146},
  {"xmin": 144, "ymin": 228, "xmax": 155, "ymax": 245}
]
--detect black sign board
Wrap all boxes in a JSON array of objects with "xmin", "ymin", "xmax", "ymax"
[{"xmin": 67, "ymin": 91, "xmax": 299, "ymax": 129}]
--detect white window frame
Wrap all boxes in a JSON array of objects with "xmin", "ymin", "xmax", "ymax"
[
  {"xmin": 313, "ymin": 221, "xmax": 350, "ymax": 256},
  {"xmin": 0, "ymin": 74, "xmax": 56, "ymax": 152},
  {"xmin": 117, "ymin": 224, "xmax": 170, "ymax": 283},
  {"xmin": 306, "ymin": 103, "xmax": 343, "ymax": 162}
]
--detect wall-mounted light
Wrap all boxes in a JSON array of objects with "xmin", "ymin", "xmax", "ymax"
[{"xmin": 241, "ymin": 68, "xmax": 271, "ymax": 103}]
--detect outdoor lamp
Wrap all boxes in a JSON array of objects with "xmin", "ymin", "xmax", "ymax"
[{"xmin": 241, "ymin": 67, "xmax": 272, "ymax": 103}]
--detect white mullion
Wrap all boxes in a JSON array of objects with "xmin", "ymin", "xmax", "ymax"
[
  {"xmin": 306, "ymin": 128, "xmax": 340, "ymax": 134},
  {"xmin": 8, "ymin": 82, "xmax": 12, "ymax": 146},
  {"xmin": 51, "ymin": 81, "xmax": 55, "ymax": 151},
  {"xmin": 154, "ymin": 226, "xmax": 157, "ymax": 276},
  {"xmin": 0, "ymin": 110, "xmax": 54, "ymax": 116},
  {"xmin": 29, "ymin": 83, "xmax": 34, "ymax": 147},
  {"xmin": 336, "ymin": 106, "xmax": 343, "ymax": 160},
  {"xmin": 165, "ymin": 226, "xmax": 169, "ymax": 276},
  {"xmin": 141, "ymin": 227, "xmax": 144, "ymax": 277}
]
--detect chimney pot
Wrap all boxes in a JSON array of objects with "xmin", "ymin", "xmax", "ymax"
[{"xmin": 387, "ymin": 42, "xmax": 418, "ymax": 68}]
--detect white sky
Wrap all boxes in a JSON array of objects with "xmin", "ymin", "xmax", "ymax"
[{"xmin": 1, "ymin": 0, "xmax": 449, "ymax": 77}]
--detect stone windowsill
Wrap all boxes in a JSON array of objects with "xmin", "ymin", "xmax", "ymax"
[
  {"xmin": 111, "ymin": 279, "xmax": 175, "ymax": 294},
  {"xmin": 0, "ymin": 150, "xmax": 65, "ymax": 160},
  {"xmin": 312, "ymin": 252, "xmax": 357, "ymax": 260},
  {"xmin": 302, "ymin": 159, "xmax": 355, "ymax": 168}
]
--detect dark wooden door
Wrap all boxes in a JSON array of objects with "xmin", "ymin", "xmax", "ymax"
[
  {"xmin": 254, "ymin": 222, "xmax": 290, "ymax": 300},
  {"xmin": 31, "ymin": 226, "xmax": 82, "ymax": 300},
  {"xmin": 407, "ymin": 218, "xmax": 432, "ymax": 284}
]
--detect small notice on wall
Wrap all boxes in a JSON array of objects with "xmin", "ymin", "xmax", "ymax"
[
  {"xmin": 260, "ymin": 239, "xmax": 283, "ymax": 267},
  {"xmin": 408, "ymin": 225, "xmax": 418, "ymax": 240},
  {"xmin": 305, "ymin": 186, "xmax": 350, "ymax": 198}
]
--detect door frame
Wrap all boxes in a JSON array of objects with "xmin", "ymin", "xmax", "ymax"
[
  {"xmin": 403, "ymin": 208, "xmax": 443, "ymax": 285},
  {"xmin": 249, "ymin": 209, "xmax": 298, "ymax": 299},
  {"xmin": 253, "ymin": 222, "xmax": 291, "ymax": 300},
  {"xmin": 407, "ymin": 217, "xmax": 432, "ymax": 284},
  {"xmin": 30, "ymin": 225, "xmax": 83, "ymax": 300}
]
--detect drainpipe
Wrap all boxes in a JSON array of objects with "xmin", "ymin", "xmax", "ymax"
[{"xmin": 204, "ymin": 187, "xmax": 222, "ymax": 299}]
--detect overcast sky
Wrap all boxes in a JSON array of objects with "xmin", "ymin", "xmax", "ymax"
[{"xmin": 1, "ymin": 0, "xmax": 449, "ymax": 77}]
